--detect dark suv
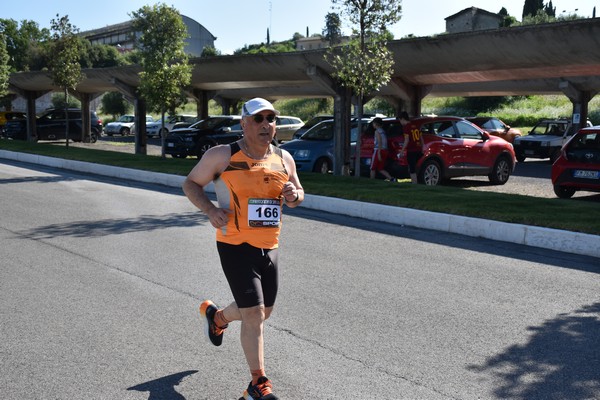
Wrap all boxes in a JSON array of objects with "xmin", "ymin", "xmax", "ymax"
[
  {"xmin": 3, "ymin": 108, "xmax": 103, "ymax": 142},
  {"xmin": 165, "ymin": 116, "xmax": 244, "ymax": 158}
]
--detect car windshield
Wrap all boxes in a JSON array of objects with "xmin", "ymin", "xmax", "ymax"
[
  {"xmin": 301, "ymin": 120, "xmax": 365, "ymax": 141},
  {"xmin": 530, "ymin": 122, "xmax": 567, "ymax": 135},
  {"xmin": 301, "ymin": 122, "xmax": 334, "ymax": 140},
  {"xmin": 118, "ymin": 115, "xmax": 135, "ymax": 123},
  {"xmin": 302, "ymin": 116, "xmax": 332, "ymax": 130},
  {"xmin": 191, "ymin": 117, "xmax": 237, "ymax": 130}
]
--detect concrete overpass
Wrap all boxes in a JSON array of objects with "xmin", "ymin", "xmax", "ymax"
[{"xmin": 8, "ymin": 18, "xmax": 600, "ymax": 162}]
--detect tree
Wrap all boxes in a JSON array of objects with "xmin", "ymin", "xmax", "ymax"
[
  {"xmin": 51, "ymin": 92, "xmax": 80, "ymax": 109},
  {"xmin": 326, "ymin": 0, "xmax": 402, "ymax": 177},
  {"xmin": 544, "ymin": 1, "xmax": 556, "ymax": 17},
  {"xmin": 522, "ymin": 0, "xmax": 544, "ymax": 19},
  {"xmin": 131, "ymin": 3, "xmax": 192, "ymax": 157},
  {"xmin": 79, "ymin": 40, "xmax": 126, "ymax": 68},
  {"xmin": 101, "ymin": 91, "xmax": 131, "ymax": 119},
  {"xmin": 0, "ymin": 19, "xmax": 50, "ymax": 72},
  {"xmin": 201, "ymin": 46, "xmax": 221, "ymax": 57},
  {"xmin": 48, "ymin": 14, "xmax": 84, "ymax": 147},
  {"xmin": 498, "ymin": 7, "xmax": 518, "ymax": 27},
  {"xmin": 0, "ymin": 32, "xmax": 9, "ymax": 99},
  {"xmin": 323, "ymin": 12, "xmax": 342, "ymax": 45}
]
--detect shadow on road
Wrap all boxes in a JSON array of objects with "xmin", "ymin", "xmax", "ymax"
[
  {"xmin": 18, "ymin": 211, "xmax": 208, "ymax": 239},
  {"xmin": 127, "ymin": 370, "xmax": 198, "ymax": 400},
  {"xmin": 468, "ymin": 303, "xmax": 600, "ymax": 400}
]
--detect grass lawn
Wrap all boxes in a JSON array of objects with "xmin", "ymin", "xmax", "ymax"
[{"xmin": 1, "ymin": 139, "xmax": 599, "ymax": 236}]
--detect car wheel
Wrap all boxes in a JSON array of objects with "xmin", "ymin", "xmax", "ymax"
[
  {"xmin": 313, "ymin": 157, "xmax": 332, "ymax": 174},
  {"xmin": 90, "ymin": 132, "xmax": 98, "ymax": 143},
  {"xmin": 106, "ymin": 132, "xmax": 113, "ymax": 137},
  {"xmin": 120, "ymin": 127, "xmax": 130, "ymax": 136},
  {"xmin": 516, "ymin": 155, "xmax": 526, "ymax": 162},
  {"xmin": 418, "ymin": 159, "xmax": 442, "ymax": 185},
  {"xmin": 553, "ymin": 184, "xmax": 576, "ymax": 199},
  {"xmin": 196, "ymin": 140, "xmax": 216, "ymax": 158},
  {"xmin": 488, "ymin": 156, "xmax": 511, "ymax": 185}
]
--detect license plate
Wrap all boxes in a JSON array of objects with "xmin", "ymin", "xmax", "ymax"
[
  {"xmin": 573, "ymin": 170, "xmax": 600, "ymax": 179},
  {"xmin": 167, "ymin": 143, "xmax": 174, "ymax": 148}
]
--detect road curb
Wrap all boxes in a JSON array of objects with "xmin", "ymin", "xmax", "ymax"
[{"xmin": 1, "ymin": 149, "xmax": 598, "ymax": 258}]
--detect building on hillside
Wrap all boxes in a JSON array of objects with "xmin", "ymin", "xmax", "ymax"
[
  {"xmin": 295, "ymin": 35, "xmax": 350, "ymax": 51},
  {"xmin": 445, "ymin": 7, "xmax": 503, "ymax": 34},
  {"xmin": 80, "ymin": 15, "xmax": 216, "ymax": 57},
  {"xmin": 296, "ymin": 36, "xmax": 329, "ymax": 51}
]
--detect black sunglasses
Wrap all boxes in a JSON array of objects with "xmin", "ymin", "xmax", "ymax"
[{"xmin": 252, "ymin": 114, "xmax": 276, "ymax": 123}]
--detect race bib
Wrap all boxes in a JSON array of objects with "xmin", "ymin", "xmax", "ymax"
[{"xmin": 248, "ymin": 198, "xmax": 281, "ymax": 227}]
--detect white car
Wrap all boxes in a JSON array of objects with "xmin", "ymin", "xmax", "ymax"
[
  {"xmin": 105, "ymin": 115, "xmax": 154, "ymax": 136},
  {"xmin": 514, "ymin": 118, "xmax": 593, "ymax": 163},
  {"xmin": 274, "ymin": 116, "xmax": 304, "ymax": 142},
  {"xmin": 146, "ymin": 114, "xmax": 197, "ymax": 138}
]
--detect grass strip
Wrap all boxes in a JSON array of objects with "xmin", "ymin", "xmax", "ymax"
[{"xmin": 2, "ymin": 140, "xmax": 599, "ymax": 235}]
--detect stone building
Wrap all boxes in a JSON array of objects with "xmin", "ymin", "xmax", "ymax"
[{"xmin": 445, "ymin": 7, "xmax": 503, "ymax": 34}]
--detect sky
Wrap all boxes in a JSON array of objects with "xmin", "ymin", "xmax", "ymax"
[{"xmin": 4, "ymin": 0, "xmax": 599, "ymax": 54}]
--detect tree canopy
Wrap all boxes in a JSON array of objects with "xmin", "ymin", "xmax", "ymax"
[
  {"xmin": 0, "ymin": 32, "xmax": 9, "ymax": 99},
  {"xmin": 131, "ymin": 3, "xmax": 192, "ymax": 156}
]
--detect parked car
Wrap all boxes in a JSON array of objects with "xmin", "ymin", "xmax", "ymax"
[
  {"xmin": 551, "ymin": 127, "xmax": 600, "ymax": 198},
  {"xmin": 146, "ymin": 114, "xmax": 197, "ymax": 138},
  {"xmin": 105, "ymin": 115, "xmax": 154, "ymax": 136},
  {"xmin": 3, "ymin": 108, "xmax": 103, "ymax": 142},
  {"xmin": 292, "ymin": 115, "xmax": 334, "ymax": 140},
  {"xmin": 165, "ymin": 116, "xmax": 244, "ymax": 158},
  {"xmin": 513, "ymin": 118, "xmax": 592, "ymax": 163},
  {"xmin": 361, "ymin": 116, "xmax": 516, "ymax": 185},
  {"xmin": 172, "ymin": 117, "xmax": 201, "ymax": 130},
  {"xmin": 274, "ymin": 116, "xmax": 304, "ymax": 142},
  {"xmin": 466, "ymin": 117, "xmax": 521, "ymax": 143},
  {"xmin": 0, "ymin": 111, "xmax": 26, "ymax": 137},
  {"xmin": 280, "ymin": 118, "xmax": 371, "ymax": 174}
]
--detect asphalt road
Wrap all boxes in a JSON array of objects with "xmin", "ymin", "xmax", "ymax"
[{"xmin": 1, "ymin": 161, "xmax": 599, "ymax": 400}]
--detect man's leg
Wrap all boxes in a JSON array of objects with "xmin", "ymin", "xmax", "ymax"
[{"xmin": 240, "ymin": 305, "xmax": 265, "ymax": 373}]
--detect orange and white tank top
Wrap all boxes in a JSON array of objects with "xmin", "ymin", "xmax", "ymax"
[{"xmin": 213, "ymin": 142, "xmax": 289, "ymax": 249}]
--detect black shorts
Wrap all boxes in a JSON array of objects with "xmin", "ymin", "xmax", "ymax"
[
  {"xmin": 216, "ymin": 242, "xmax": 279, "ymax": 308},
  {"xmin": 407, "ymin": 151, "xmax": 423, "ymax": 174}
]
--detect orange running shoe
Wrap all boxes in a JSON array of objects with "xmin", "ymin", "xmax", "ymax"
[
  {"xmin": 199, "ymin": 300, "xmax": 227, "ymax": 346},
  {"xmin": 241, "ymin": 376, "xmax": 278, "ymax": 400}
]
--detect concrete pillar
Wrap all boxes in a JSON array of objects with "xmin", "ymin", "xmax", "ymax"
[
  {"xmin": 333, "ymin": 87, "xmax": 352, "ymax": 176},
  {"xmin": 559, "ymin": 80, "xmax": 596, "ymax": 133},
  {"xmin": 25, "ymin": 92, "xmax": 37, "ymax": 142},
  {"xmin": 189, "ymin": 89, "xmax": 212, "ymax": 120},
  {"xmin": 134, "ymin": 98, "xmax": 147, "ymax": 155},
  {"xmin": 80, "ymin": 94, "xmax": 91, "ymax": 142}
]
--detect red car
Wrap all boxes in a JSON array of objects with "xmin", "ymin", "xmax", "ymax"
[
  {"xmin": 361, "ymin": 116, "xmax": 516, "ymax": 185},
  {"xmin": 551, "ymin": 127, "xmax": 600, "ymax": 198}
]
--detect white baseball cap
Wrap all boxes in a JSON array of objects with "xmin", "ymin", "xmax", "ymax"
[{"xmin": 241, "ymin": 97, "xmax": 280, "ymax": 117}]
